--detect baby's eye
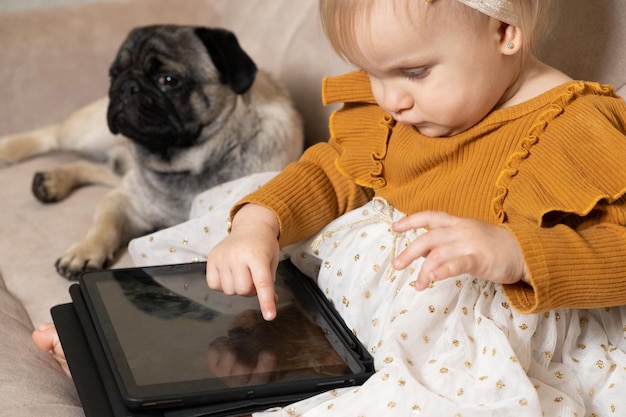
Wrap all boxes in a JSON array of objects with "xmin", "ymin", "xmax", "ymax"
[{"xmin": 404, "ymin": 68, "xmax": 429, "ymax": 80}]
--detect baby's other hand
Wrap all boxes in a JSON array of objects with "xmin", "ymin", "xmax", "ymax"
[{"xmin": 392, "ymin": 211, "xmax": 529, "ymax": 290}]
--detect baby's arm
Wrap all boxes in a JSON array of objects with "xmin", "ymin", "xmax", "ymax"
[{"xmin": 206, "ymin": 204, "xmax": 281, "ymax": 321}]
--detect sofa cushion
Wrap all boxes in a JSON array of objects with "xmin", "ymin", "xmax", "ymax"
[
  {"xmin": 537, "ymin": 1, "xmax": 626, "ymax": 92},
  {"xmin": 0, "ymin": 154, "xmax": 135, "ymax": 328},
  {"xmin": 0, "ymin": 273, "xmax": 84, "ymax": 416}
]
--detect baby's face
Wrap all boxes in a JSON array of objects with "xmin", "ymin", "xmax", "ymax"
[{"xmin": 352, "ymin": 2, "xmax": 520, "ymax": 137}]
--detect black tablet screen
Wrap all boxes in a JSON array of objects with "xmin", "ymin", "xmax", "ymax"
[{"xmin": 80, "ymin": 261, "xmax": 371, "ymax": 409}]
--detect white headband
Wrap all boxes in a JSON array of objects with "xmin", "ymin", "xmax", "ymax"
[{"xmin": 455, "ymin": 0, "xmax": 519, "ymax": 26}]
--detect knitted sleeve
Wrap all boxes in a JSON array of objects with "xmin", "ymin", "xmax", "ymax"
[
  {"xmin": 500, "ymin": 86, "xmax": 626, "ymax": 312},
  {"xmin": 230, "ymin": 139, "xmax": 373, "ymax": 247}
]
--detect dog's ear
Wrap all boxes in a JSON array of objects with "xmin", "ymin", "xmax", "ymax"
[{"xmin": 194, "ymin": 27, "xmax": 258, "ymax": 95}]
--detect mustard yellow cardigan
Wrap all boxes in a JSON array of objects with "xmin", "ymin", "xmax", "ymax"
[{"xmin": 235, "ymin": 71, "xmax": 626, "ymax": 314}]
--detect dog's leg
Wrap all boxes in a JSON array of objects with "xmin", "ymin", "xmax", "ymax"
[
  {"xmin": 32, "ymin": 159, "xmax": 123, "ymax": 203},
  {"xmin": 0, "ymin": 125, "xmax": 62, "ymax": 166},
  {"xmin": 0, "ymin": 97, "xmax": 123, "ymax": 166},
  {"xmin": 55, "ymin": 188, "xmax": 152, "ymax": 280},
  {"xmin": 54, "ymin": 97, "xmax": 125, "ymax": 160}
]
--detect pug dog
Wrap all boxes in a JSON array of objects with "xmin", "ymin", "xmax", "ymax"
[{"xmin": 0, "ymin": 25, "xmax": 304, "ymax": 280}]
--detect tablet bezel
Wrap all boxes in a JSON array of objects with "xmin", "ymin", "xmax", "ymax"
[{"xmin": 79, "ymin": 260, "xmax": 373, "ymax": 410}]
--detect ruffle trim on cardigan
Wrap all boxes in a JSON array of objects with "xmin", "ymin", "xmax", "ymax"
[
  {"xmin": 323, "ymin": 71, "xmax": 394, "ymax": 189},
  {"xmin": 330, "ymin": 106, "xmax": 395, "ymax": 189},
  {"xmin": 491, "ymin": 81, "xmax": 624, "ymax": 225},
  {"xmin": 322, "ymin": 71, "xmax": 374, "ymax": 106}
]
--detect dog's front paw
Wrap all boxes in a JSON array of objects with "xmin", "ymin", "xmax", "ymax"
[
  {"xmin": 55, "ymin": 243, "xmax": 112, "ymax": 280},
  {"xmin": 32, "ymin": 171, "xmax": 75, "ymax": 203}
]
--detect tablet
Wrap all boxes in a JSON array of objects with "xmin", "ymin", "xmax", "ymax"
[{"xmin": 78, "ymin": 260, "xmax": 373, "ymax": 410}]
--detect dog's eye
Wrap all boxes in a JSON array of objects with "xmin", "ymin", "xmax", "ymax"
[{"xmin": 157, "ymin": 75, "xmax": 179, "ymax": 88}]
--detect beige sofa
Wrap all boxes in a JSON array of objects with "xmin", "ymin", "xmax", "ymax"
[{"xmin": 0, "ymin": 0, "xmax": 624, "ymax": 415}]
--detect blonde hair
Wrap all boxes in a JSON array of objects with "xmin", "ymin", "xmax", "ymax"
[
  {"xmin": 319, "ymin": 0, "xmax": 554, "ymax": 66},
  {"xmin": 510, "ymin": 0, "xmax": 554, "ymax": 55}
]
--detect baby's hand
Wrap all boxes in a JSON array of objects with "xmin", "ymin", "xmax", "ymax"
[
  {"xmin": 206, "ymin": 204, "xmax": 280, "ymax": 320},
  {"xmin": 392, "ymin": 211, "xmax": 529, "ymax": 290}
]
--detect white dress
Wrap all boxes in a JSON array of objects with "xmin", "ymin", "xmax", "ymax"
[{"xmin": 128, "ymin": 174, "xmax": 626, "ymax": 417}]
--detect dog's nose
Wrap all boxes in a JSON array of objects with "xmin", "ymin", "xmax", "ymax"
[{"xmin": 120, "ymin": 79, "xmax": 141, "ymax": 99}]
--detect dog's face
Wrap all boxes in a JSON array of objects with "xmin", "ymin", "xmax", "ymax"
[{"xmin": 106, "ymin": 25, "xmax": 257, "ymax": 159}]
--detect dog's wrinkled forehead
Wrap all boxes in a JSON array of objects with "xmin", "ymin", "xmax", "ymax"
[
  {"xmin": 112, "ymin": 24, "xmax": 257, "ymax": 95},
  {"xmin": 114, "ymin": 26, "xmax": 204, "ymax": 73}
]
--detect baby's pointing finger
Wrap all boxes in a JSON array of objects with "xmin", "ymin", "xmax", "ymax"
[{"xmin": 251, "ymin": 268, "xmax": 277, "ymax": 321}]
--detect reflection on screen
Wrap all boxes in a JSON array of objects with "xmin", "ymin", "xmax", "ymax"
[{"xmin": 94, "ymin": 267, "xmax": 350, "ymax": 388}]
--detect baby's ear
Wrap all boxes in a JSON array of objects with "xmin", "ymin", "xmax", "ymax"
[{"xmin": 499, "ymin": 23, "xmax": 522, "ymax": 55}]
